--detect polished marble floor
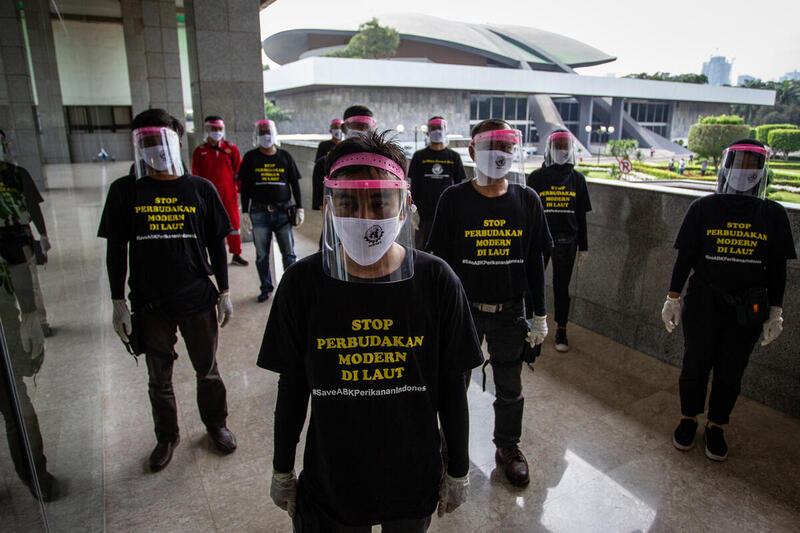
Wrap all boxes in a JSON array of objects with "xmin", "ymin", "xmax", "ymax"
[{"xmin": 1, "ymin": 162, "xmax": 799, "ymax": 532}]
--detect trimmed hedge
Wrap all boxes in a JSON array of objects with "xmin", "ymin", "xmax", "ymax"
[
  {"xmin": 768, "ymin": 129, "xmax": 800, "ymax": 158},
  {"xmin": 756, "ymin": 123, "xmax": 799, "ymax": 144}
]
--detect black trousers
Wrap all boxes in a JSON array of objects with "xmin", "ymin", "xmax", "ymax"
[
  {"xmin": 679, "ymin": 288, "xmax": 761, "ymax": 425},
  {"xmin": 293, "ymin": 479, "xmax": 432, "ymax": 533},
  {"xmin": 470, "ymin": 300, "xmax": 524, "ymax": 448},
  {"xmin": 543, "ymin": 237, "xmax": 578, "ymax": 328},
  {"xmin": 140, "ymin": 306, "xmax": 228, "ymax": 443}
]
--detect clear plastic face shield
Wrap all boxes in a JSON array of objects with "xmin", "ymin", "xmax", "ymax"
[
  {"xmin": 716, "ymin": 143, "xmax": 769, "ymax": 199},
  {"xmin": 254, "ymin": 119, "xmax": 279, "ymax": 149},
  {"xmin": 544, "ymin": 131, "xmax": 576, "ymax": 167},
  {"xmin": 204, "ymin": 119, "xmax": 225, "ymax": 144},
  {"xmin": 342, "ymin": 115, "xmax": 376, "ymax": 140},
  {"xmin": 470, "ymin": 128, "xmax": 524, "ymax": 186},
  {"xmin": 132, "ymin": 126, "xmax": 184, "ymax": 179},
  {"xmin": 427, "ymin": 118, "xmax": 448, "ymax": 146},
  {"xmin": 330, "ymin": 119, "xmax": 344, "ymax": 141},
  {"xmin": 322, "ymin": 152, "xmax": 414, "ymax": 283}
]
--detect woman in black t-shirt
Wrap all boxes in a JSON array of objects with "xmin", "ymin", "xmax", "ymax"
[{"xmin": 663, "ymin": 139, "xmax": 796, "ymax": 462}]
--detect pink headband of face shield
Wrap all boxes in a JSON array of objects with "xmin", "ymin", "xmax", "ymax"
[
  {"xmin": 727, "ymin": 144, "xmax": 769, "ymax": 156},
  {"xmin": 344, "ymin": 115, "xmax": 376, "ymax": 128},
  {"xmin": 204, "ymin": 120, "xmax": 224, "ymax": 128},
  {"xmin": 470, "ymin": 129, "xmax": 522, "ymax": 147},
  {"xmin": 330, "ymin": 119, "xmax": 343, "ymax": 128},
  {"xmin": 255, "ymin": 119, "xmax": 273, "ymax": 127},
  {"xmin": 549, "ymin": 131, "xmax": 571, "ymax": 141},
  {"xmin": 325, "ymin": 152, "xmax": 407, "ymax": 185},
  {"xmin": 428, "ymin": 119, "xmax": 447, "ymax": 128},
  {"xmin": 132, "ymin": 126, "xmax": 178, "ymax": 143}
]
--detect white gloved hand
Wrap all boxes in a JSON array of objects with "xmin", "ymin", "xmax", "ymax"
[
  {"xmin": 761, "ymin": 306, "xmax": 783, "ymax": 346},
  {"xmin": 526, "ymin": 315, "xmax": 548, "ymax": 346},
  {"xmin": 661, "ymin": 296, "xmax": 681, "ymax": 333},
  {"xmin": 410, "ymin": 207, "xmax": 421, "ymax": 231},
  {"xmin": 241, "ymin": 212, "xmax": 253, "ymax": 235},
  {"xmin": 576, "ymin": 250, "xmax": 588, "ymax": 267},
  {"xmin": 437, "ymin": 473, "xmax": 469, "ymax": 517},
  {"xmin": 20, "ymin": 312, "xmax": 44, "ymax": 357},
  {"xmin": 295, "ymin": 208, "xmax": 305, "ymax": 228},
  {"xmin": 40, "ymin": 235, "xmax": 51, "ymax": 252},
  {"xmin": 217, "ymin": 292, "xmax": 233, "ymax": 327},
  {"xmin": 270, "ymin": 470, "xmax": 297, "ymax": 517},
  {"xmin": 112, "ymin": 299, "xmax": 132, "ymax": 343}
]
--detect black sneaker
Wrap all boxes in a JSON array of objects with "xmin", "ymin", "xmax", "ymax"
[
  {"xmin": 554, "ymin": 327, "xmax": 569, "ymax": 352},
  {"xmin": 672, "ymin": 418, "xmax": 698, "ymax": 451},
  {"xmin": 704, "ymin": 423, "xmax": 728, "ymax": 461},
  {"xmin": 231, "ymin": 254, "xmax": 249, "ymax": 266},
  {"xmin": 257, "ymin": 291, "xmax": 271, "ymax": 303}
]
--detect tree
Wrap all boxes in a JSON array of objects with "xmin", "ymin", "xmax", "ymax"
[
  {"xmin": 687, "ymin": 114, "xmax": 751, "ymax": 172},
  {"xmin": 755, "ymin": 123, "xmax": 799, "ymax": 144},
  {"xmin": 731, "ymin": 79, "xmax": 800, "ymax": 127},
  {"xmin": 606, "ymin": 139, "xmax": 639, "ymax": 161},
  {"xmin": 264, "ymin": 99, "xmax": 292, "ymax": 122},
  {"xmin": 768, "ymin": 129, "xmax": 800, "ymax": 160},
  {"xmin": 624, "ymin": 72, "xmax": 708, "ymax": 84},
  {"xmin": 326, "ymin": 18, "xmax": 399, "ymax": 59}
]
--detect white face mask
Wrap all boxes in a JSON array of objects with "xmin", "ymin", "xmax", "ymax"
[
  {"xmin": 474, "ymin": 149, "xmax": 513, "ymax": 183},
  {"xmin": 725, "ymin": 168, "xmax": 763, "ymax": 192},
  {"xmin": 258, "ymin": 134, "xmax": 274, "ymax": 149},
  {"xmin": 207, "ymin": 131, "xmax": 223, "ymax": 142},
  {"xmin": 141, "ymin": 145, "xmax": 172, "ymax": 172},
  {"xmin": 331, "ymin": 215, "xmax": 400, "ymax": 266},
  {"xmin": 332, "ymin": 129, "xmax": 344, "ymax": 140},
  {"xmin": 429, "ymin": 130, "xmax": 445, "ymax": 144},
  {"xmin": 552, "ymin": 149, "xmax": 571, "ymax": 165},
  {"xmin": 345, "ymin": 128, "xmax": 367, "ymax": 140}
]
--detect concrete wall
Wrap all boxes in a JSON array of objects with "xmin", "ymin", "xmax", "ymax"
[
  {"xmin": 67, "ymin": 132, "xmax": 132, "ymax": 163},
  {"xmin": 267, "ymin": 87, "xmax": 471, "ymax": 141},
  {"xmin": 281, "ymin": 141, "xmax": 800, "ymax": 417},
  {"xmin": 670, "ymin": 101, "xmax": 731, "ymax": 139}
]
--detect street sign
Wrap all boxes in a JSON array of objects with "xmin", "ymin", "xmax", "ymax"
[{"xmin": 619, "ymin": 158, "xmax": 632, "ymax": 174}]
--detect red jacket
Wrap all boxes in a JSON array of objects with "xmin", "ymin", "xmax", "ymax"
[{"xmin": 191, "ymin": 140, "xmax": 242, "ymax": 199}]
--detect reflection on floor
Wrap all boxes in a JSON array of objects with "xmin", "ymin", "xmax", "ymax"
[{"xmin": 0, "ymin": 162, "xmax": 799, "ymax": 532}]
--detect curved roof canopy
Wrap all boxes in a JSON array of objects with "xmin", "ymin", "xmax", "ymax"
[{"xmin": 263, "ymin": 13, "xmax": 615, "ymax": 72}]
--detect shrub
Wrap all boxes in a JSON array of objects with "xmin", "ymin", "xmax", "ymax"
[
  {"xmin": 688, "ymin": 118, "xmax": 751, "ymax": 171},
  {"xmin": 755, "ymin": 123, "xmax": 799, "ymax": 144},
  {"xmin": 767, "ymin": 129, "xmax": 800, "ymax": 159},
  {"xmin": 699, "ymin": 115, "xmax": 745, "ymax": 125}
]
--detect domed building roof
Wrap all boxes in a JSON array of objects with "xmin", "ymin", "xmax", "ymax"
[{"xmin": 263, "ymin": 13, "xmax": 615, "ymax": 72}]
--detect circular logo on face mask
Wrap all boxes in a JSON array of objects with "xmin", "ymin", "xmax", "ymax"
[
  {"xmin": 495, "ymin": 157, "xmax": 507, "ymax": 169},
  {"xmin": 158, "ymin": 150, "xmax": 167, "ymax": 162},
  {"xmin": 432, "ymin": 163, "xmax": 443, "ymax": 175},
  {"xmin": 363, "ymin": 225, "xmax": 384, "ymax": 247}
]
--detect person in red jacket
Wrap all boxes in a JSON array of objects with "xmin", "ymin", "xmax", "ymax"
[{"xmin": 192, "ymin": 116, "xmax": 248, "ymax": 266}]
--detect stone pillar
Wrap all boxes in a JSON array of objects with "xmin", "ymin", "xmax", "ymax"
[
  {"xmin": 184, "ymin": 0, "xmax": 263, "ymax": 153},
  {"xmin": 577, "ymin": 95, "xmax": 593, "ymax": 149},
  {"xmin": 0, "ymin": 2, "xmax": 44, "ymax": 187},
  {"xmin": 610, "ymin": 97, "xmax": 625, "ymax": 141},
  {"xmin": 120, "ymin": 0, "xmax": 184, "ymax": 121},
  {"xmin": 22, "ymin": 0, "xmax": 70, "ymax": 163}
]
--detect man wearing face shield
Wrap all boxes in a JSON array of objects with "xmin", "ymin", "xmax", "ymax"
[
  {"xmin": 314, "ymin": 118, "xmax": 344, "ymax": 163},
  {"xmin": 192, "ymin": 116, "xmax": 247, "ymax": 267},
  {"xmin": 98, "ymin": 109, "xmax": 237, "ymax": 471},
  {"xmin": 408, "ymin": 116, "xmax": 467, "ymax": 249},
  {"xmin": 341, "ymin": 105, "xmax": 376, "ymax": 140},
  {"xmin": 238, "ymin": 119, "xmax": 303, "ymax": 302},
  {"xmin": 527, "ymin": 130, "xmax": 592, "ymax": 352},
  {"xmin": 663, "ymin": 139, "xmax": 795, "ymax": 462},
  {"xmin": 259, "ymin": 131, "xmax": 483, "ymax": 531},
  {"xmin": 427, "ymin": 119, "xmax": 553, "ymax": 487},
  {"xmin": 312, "ymin": 119, "xmax": 345, "ymax": 213}
]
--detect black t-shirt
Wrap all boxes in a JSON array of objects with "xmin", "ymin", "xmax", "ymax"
[
  {"xmin": 675, "ymin": 194, "xmax": 796, "ymax": 294},
  {"xmin": 239, "ymin": 148, "xmax": 302, "ymax": 211},
  {"xmin": 408, "ymin": 147, "xmax": 467, "ymax": 221},
  {"xmin": 315, "ymin": 139, "xmax": 337, "ymax": 162},
  {"xmin": 427, "ymin": 182, "xmax": 552, "ymax": 308},
  {"xmin": 257, "ymin": 250, "xmax": 483, "ymax": 526},
  {"xmin": 311, "ymin": 156, "xmax": 326, "ymax": 211},
  {"xmin": 97, "ymin": 174, "xmax": 233, "ymax": 314},
  {"xmin": 528, "ymin": 164, "xmax": 591, "ymax": 247}
]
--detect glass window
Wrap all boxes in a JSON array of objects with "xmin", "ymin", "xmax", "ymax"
[
  {"xmin": 113, "ymin": 106, "xmax": 131, "ymax": 128},
  {"xmin": 504, "ymin": 98, "xmax": 516, "ymax": 120},
  {"xmin": 66, "ymin": 106, "xmax": 89, "ymax": 132},
  {"xmin": 470, "ymin": 97, "xmax": 478, "ymax": 120},
  {"xmin": 491, "ymin": 97, "xmax": 503, "ymax": 119},
  {"xmin": 92, "ymin": 106, "xmax": 114, "ymax": 130},
  {"xmin": 516, "ymin": 97, "xmax": 527, "ymax": 120},
  {"xmin": 478, "ymin": 96, "xmax": 490, "ymax": 120}
]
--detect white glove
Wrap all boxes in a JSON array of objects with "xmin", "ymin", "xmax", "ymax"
[
  {"xmin": 20, "ymin": 312, "xmax": 44, "ymax": 357},
  {"xmin": 761, "ymin": 306, "xmax": 783, "ymax": 346},
  {"xmin": 410, "ymin": 208, "xmax": 421, "ymax": 231},
  {"xmin": 661, "ymin": 296, "xmax": 681, "ymax": 333},
  {"xmin": 270, "ymin": 470, "xmax": 297, "ymax": 518},
  {"xmin": 526, "ymin": 315, "xmax": 548, "ymax": 346},
  {"xmin": 241, "ymin": 212, "xmax": 253, "ymax": 235},
  {"xmin": 112, "ymin": 299, "xmax": 132, "ymax": 343},
  {"xmin": 437, "ymin": 473, "xmax": 468, "ymax": 517},
  {"xmin": 576, "ymin": 250, "xmax": 588, "ymax": 267},
  {"xmin": 40, "ymin": 235, "xmax": 51, "ymax": 252},
  {"xmin": 295, "ymin": 208, "xmax": 304, "ymax": 228},
  {"xmin": 217, "ymin": 292, "xmax": 233, "ymax": 327}
]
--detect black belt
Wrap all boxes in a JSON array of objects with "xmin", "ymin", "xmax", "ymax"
[
  {"xmin": 251, "ymin": 201, "xmax": 289, "ymax": 212},
  {"xmin": 470, "ymin": 297, "xmax": 522, "ymax": 314}
]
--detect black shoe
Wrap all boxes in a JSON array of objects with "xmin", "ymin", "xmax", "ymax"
[
  {"xmin": 208, "ymin": 427, "xmax": 237, "ymax": 454},
  {"xmin": 257, "ymin": 291, "xmax": 271, "ymax": 303},
  {"xmin": 231, "ymin": 254, "xmax": 249, "ymax": 266},
  {"xmin": 673, "ymin": 418, "xmax": 698, "ymax": 451},
  {"xmin": 495, "ymin": 445, "xmax": 530, "ymax": 487},
  {"xmin": 704, "ymin": 423, "xmax": 728, "ymax": 461},
  {"xmin": 554, "ymin": 327, "xmax": 569, "ymax": 352},
  {"xmin": 149, "ymin": 437, "xmax": 179, "ymax": 472}
]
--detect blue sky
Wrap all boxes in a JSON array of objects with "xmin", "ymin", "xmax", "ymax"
[{"xmin": 260, "ymin": 0, "xmax": 799, "ymax": 82}]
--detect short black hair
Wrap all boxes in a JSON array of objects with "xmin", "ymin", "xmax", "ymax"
[
  {"xmin": 204, "ymin": 115, "xmax": 223, "ymax": 123},
  {"xmin": 325, "ymin": 130, "xmax": 406, "ymax": 179},
  {"xmin": 429, "ymin": 115, "xmax": 444, "ymax": 122},
  {"xmin": 550, "ymin": 128, "xmax": 569, "ymax": 135},
  {"xmin": 728, "ymin": 138, "xmax": 764, "ymax": 148},
  {"xmin": 470, "ymin": 118, "xmax": 511, "ymax": 138},
  {"xmin": 343, "ymin": 105, "xmax": 373, "ymax": 120},
  {"xmin": 132, "ymin": 108, "xmax": 184, "ymax": 138}
]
